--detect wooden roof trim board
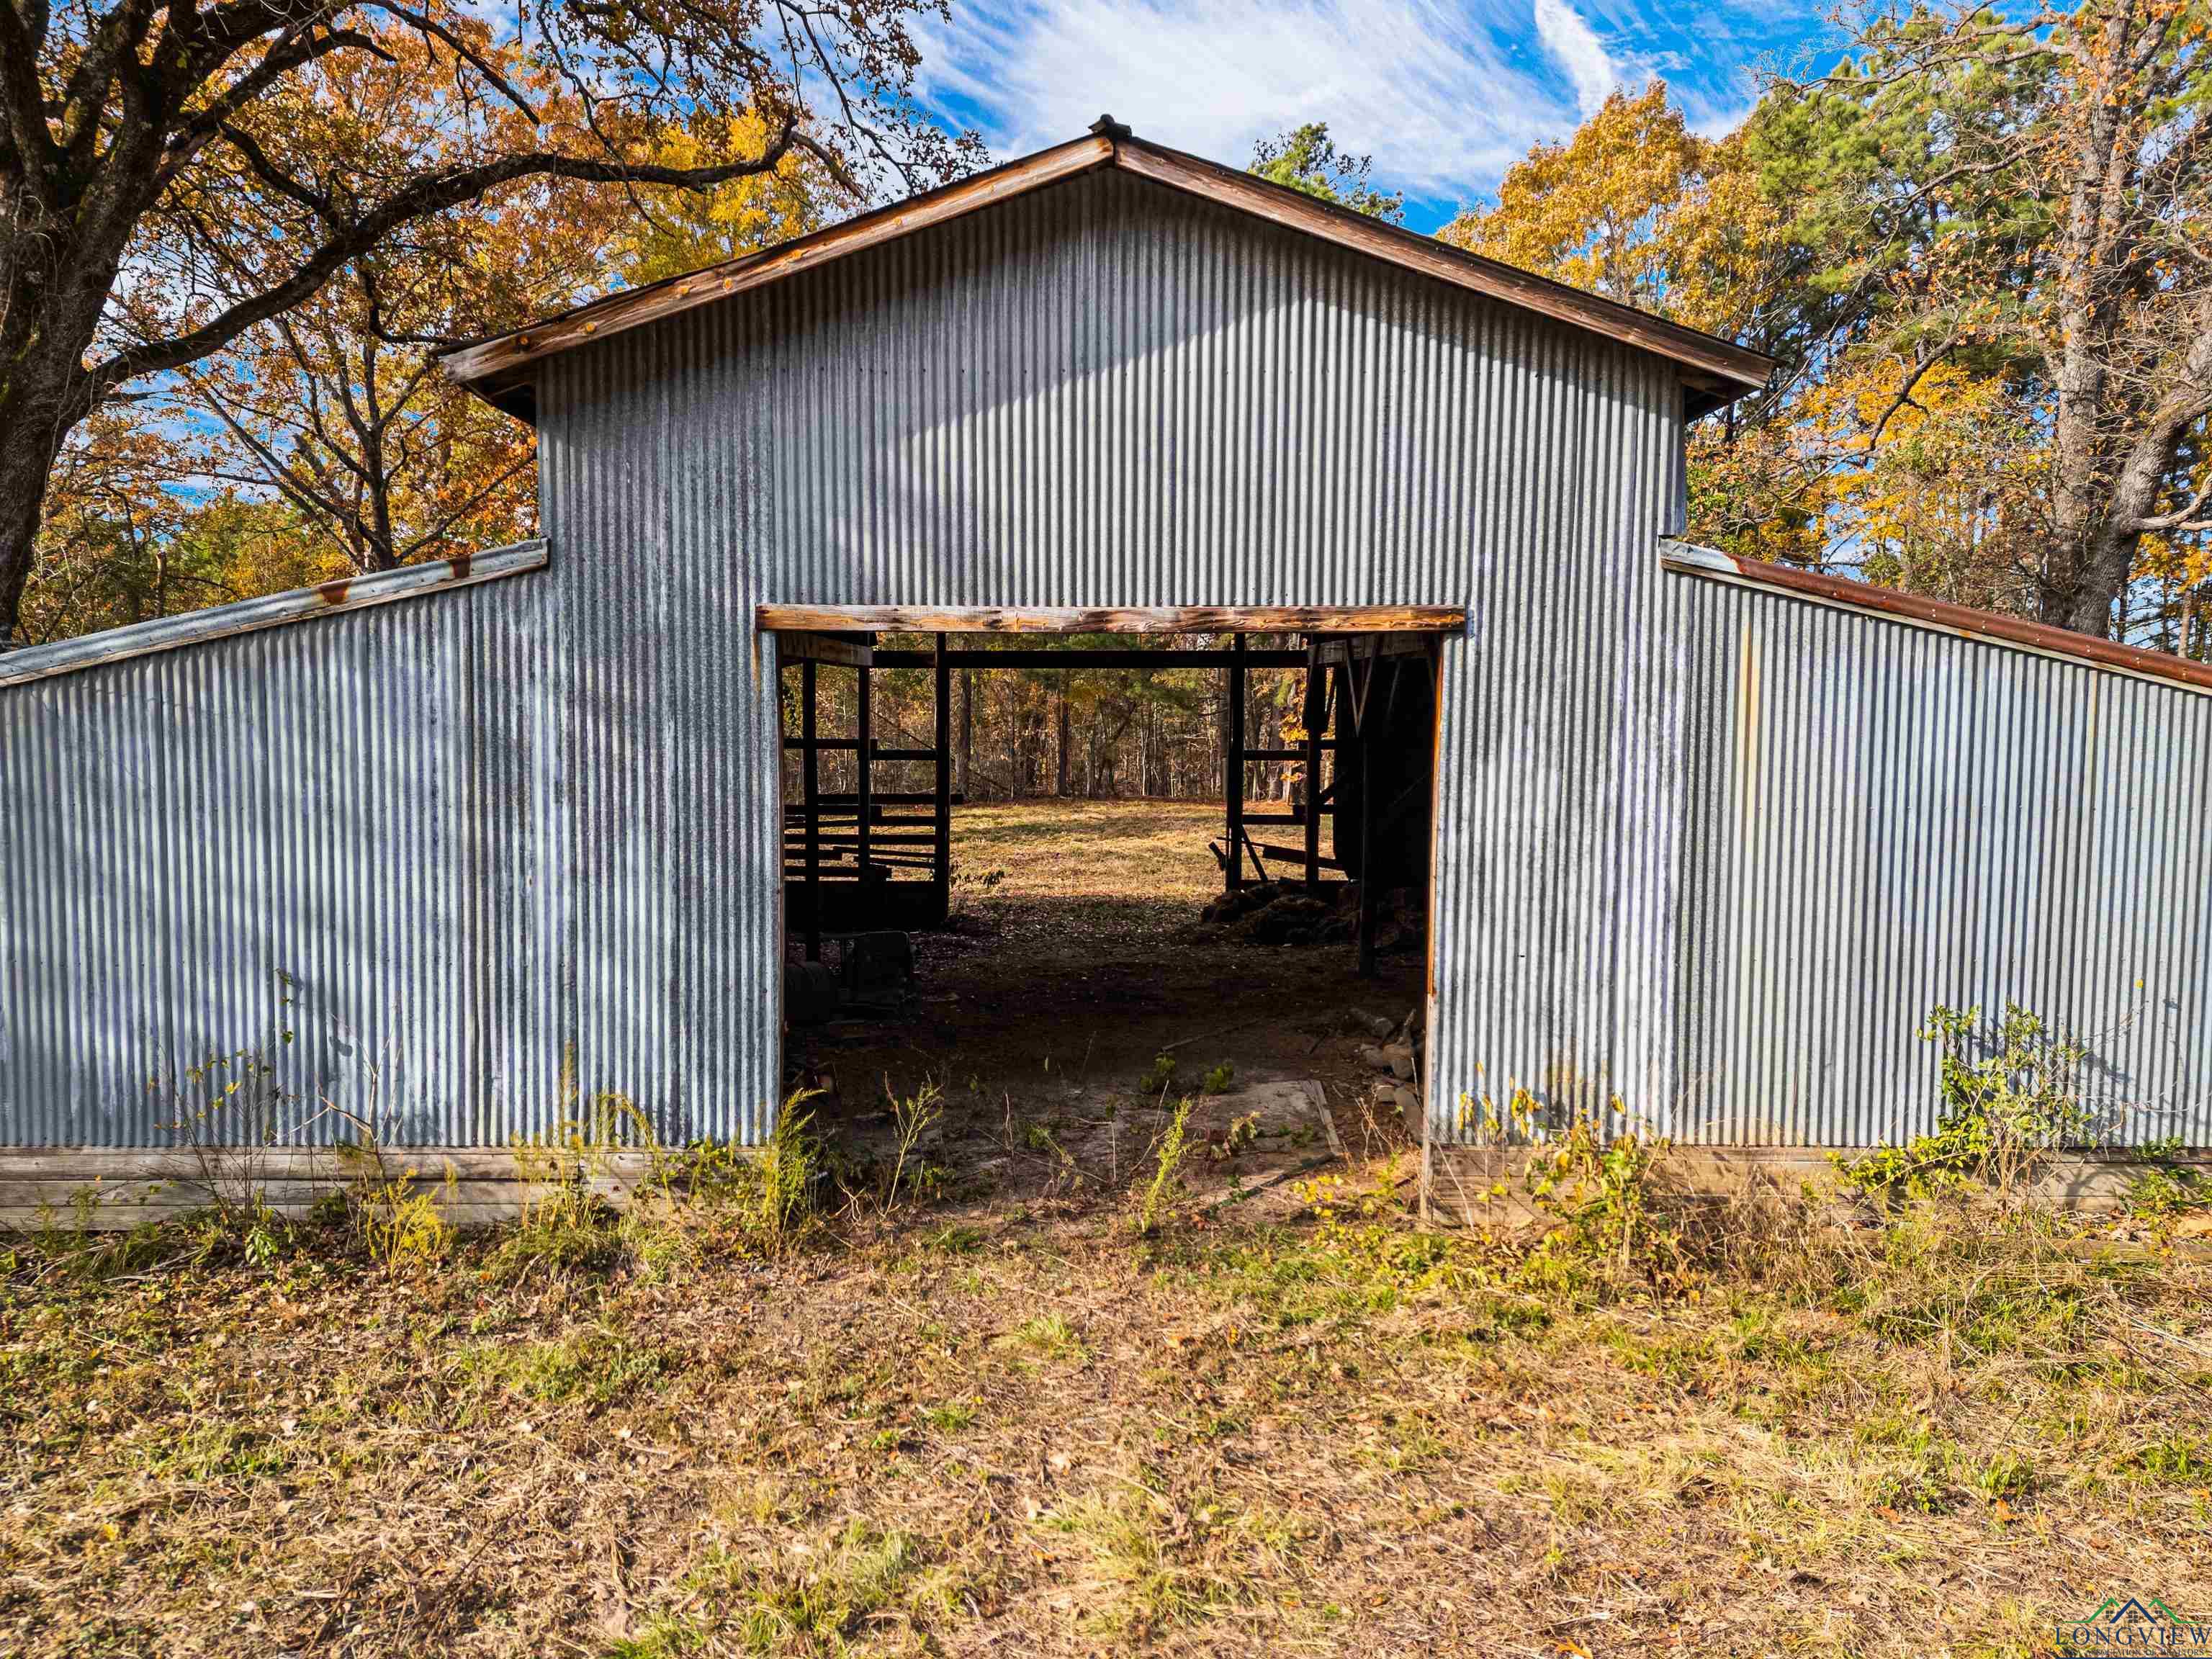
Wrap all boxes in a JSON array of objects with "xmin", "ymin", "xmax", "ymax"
[
  {"xmin": 757, "ymin": 603, "xmax": 1467, "ymax": 635},
  {"xmin": 441, "ymin": 121, "xmax": 1776, "ymax": 421},
  {"xmin": 0, "ymin": 539, "xmax": 547, "ymax": 689},
  {"xmin": 1662, "ymin": 541, "xmax": 2212, "ymax": 698}
]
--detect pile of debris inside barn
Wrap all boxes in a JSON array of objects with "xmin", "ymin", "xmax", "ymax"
[
  {"xmin": 1197, "ymin": 881, "xmax": 1426, "ymax": 956},
  {"xmin": 784, "ymin": 930, "xmax": 918, "ymax": 1028},
  {"xmin": 1349, "ymin": 1007, "xmax": 1425, "ymax": 1133}
]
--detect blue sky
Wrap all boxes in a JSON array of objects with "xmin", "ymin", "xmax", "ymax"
[{"xmin": 913, "ymin": 0, "xmax": 1845, "ymax": 230}]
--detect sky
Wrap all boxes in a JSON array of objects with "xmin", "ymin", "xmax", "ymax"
[{"xmin": 912, "ymin": 0, "xmax": 1845, "ymax": 230}]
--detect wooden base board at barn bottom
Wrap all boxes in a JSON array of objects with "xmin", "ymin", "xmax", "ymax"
[
  {"xmin": 1420, "ymin": 1145, "xmax": 2212, "ymax": 1229},
  {"xmin": 0, "ymin": 1148, "xmax": 670, "ymax": 1233}
]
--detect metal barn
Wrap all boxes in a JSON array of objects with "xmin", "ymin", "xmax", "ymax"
[{"xmin": 3, "ymin": 122, "xmax": 2208, "ymax": 1189}]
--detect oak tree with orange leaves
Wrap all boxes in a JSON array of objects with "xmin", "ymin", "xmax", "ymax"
[{"xmin": 0, "ymin": 0, "xmax": 977, "ymax": 643}]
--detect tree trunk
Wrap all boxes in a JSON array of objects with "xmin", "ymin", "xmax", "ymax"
[
  {"xmin": 0, "ymin": 359, "xmax": 94, "ymax": 645},
  {"xmin": 958, "ymin": 669, "xmax": 973, "ymax": 798},
  {"xmin": 0, "ymin": 124, "xmax": 165, "ymax": 644},
  {"xmin": 2054, "ymin": 325, "xmax": 2212, "ymax": 637},
  {"xmin": 2035, "ymin": 4, "xmax": 2178, "ymax": 640},
  {"xmin": 1054, "ymin": 685, "xmax": 1071, "ymax": 797}
]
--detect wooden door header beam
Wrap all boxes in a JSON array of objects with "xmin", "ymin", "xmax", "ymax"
[{"xmin": 758, "ymin": 603, "xmax": 1466, "ymax": 635}]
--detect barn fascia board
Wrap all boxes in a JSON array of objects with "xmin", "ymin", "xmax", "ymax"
[{"xmin": 757, "ymin": 603, "xmax": 1467, "ymax": 635}]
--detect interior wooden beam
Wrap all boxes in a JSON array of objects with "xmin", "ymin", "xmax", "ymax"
[
  {"xmin": 776, "ymin": 631, "xmax": 874, "ymax": 667},
  {"xmin": 1313, "ymin": 634, "xmax": 1446, "ymax": 665},
  {"xmin": 760, "ymin": 604, "xmax": 1465, "ymax": 635},
  {"xmin": 871, "ymin": 647, "xmax": 1307, "ymax": 669}
]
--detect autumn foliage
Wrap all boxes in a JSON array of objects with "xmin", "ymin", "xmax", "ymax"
[{"xmin": 1444, "ymin": 3, "xmax": 2212, "ymax": 656}]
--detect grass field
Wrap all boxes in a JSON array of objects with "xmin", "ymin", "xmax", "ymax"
[{"xmin": 3, "ymin": 802, "xmax": 2210, "ymax": 1658}]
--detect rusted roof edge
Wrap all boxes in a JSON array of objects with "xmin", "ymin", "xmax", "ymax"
[
  {"xmin": 0, "ymin": 539, "xmax": 548, "ymax": 691},
  {"xmin": 1662, "ymin": 540, "xmax": 2212, "ymax": 698}
]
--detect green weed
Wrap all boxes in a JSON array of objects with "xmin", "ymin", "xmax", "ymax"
[
  {"xmin": 1136, "ymin": 1098, "xmax": 1193, "ymax": 1236},
  {"xmin": 1840, "ymin": 1004, "xmax": 2090, "ymax": 1204}
]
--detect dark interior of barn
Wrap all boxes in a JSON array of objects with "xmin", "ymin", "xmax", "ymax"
[{"xmin": 773, "ymin": 629, "xmax": 1443, "ymax": 1184}]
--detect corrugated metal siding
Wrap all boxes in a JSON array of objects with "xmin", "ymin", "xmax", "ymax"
[
  {"xmin": 1668, "ymin": 565, "xmax": 2212, "ymax": 1146},
  {"xmin": 27, "ymin": 166, "xmax": 2193, "ymax": 1152},
  {"xmin": 0, "ymin": 569, "xmax": 563, "ymax": 1146},
  {"xmin": 539, "ymin": 168, "xmax": 1686, "ymax": 1148}
]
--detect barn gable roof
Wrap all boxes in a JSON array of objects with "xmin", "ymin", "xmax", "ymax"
[{"xmin": 439, "ymin": 119, "xmax": 1776, "ymax": 424}]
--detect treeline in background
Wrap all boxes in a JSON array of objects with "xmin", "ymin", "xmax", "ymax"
[{"xmin": 781, "ymin": 644, "xmax": 1320, "ymax": 806}]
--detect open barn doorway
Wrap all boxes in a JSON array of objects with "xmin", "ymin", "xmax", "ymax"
[{"xmin": 767, "ymin": 606, "xmax": 1455, "ymax": 1210}]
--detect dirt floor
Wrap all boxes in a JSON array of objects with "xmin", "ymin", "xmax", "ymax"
[
  {"xmin": 4, "ymin": 801, "xmax": 2211, "ymax": 1658},
  {"xmin": 791, "ymin": 799, "xmax": 1430, "ymax": 1198}
]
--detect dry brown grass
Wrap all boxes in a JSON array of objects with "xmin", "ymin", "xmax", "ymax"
[
  {"xmin": 953, "ymin": 799, "xmax": 1227, "ymax": 906},
  {"xmin": 947, "ymin": 799, "xmax": 1228, "ymax": 956},
  {"xmin": 3, "ymin": 1169, "xmax": 2208, "ymax": 1658},
  {"xmin": 6, "ymin": 804, "xmax": 2208, "ymax": 1656}
]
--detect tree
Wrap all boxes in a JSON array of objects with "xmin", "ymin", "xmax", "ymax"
[
  {"xmin": 175, "ymin": 256, "xmax": 546, "ymax": 575},
  {"xmin": 1449, "ymin": 9, "xmax": 2212, "ymax": 654},
  {"xmin": 14, "ymin": 405, "xmax": 216, "ymax": 643},
  {"xmin": 1442, "ymin": 84, "xmax": 1777, "ymax": 335},
  {"xmin": 1851, "ymin": 2, "xmax": 2211, "ymax": 637},
  {"xmin": 1249, "ymin": 123, "xmax": 1405, "ymax": 221},
  {"xmin": 613, "ymin": 109, "xmax": 848, "ymax": 285},
  {"xmin": 0, "ymin": 0, "xmax": 980, "ymax": 645},
  {"xmin": 152, "ymin": 27, "xmax": 621, "ymax": 576},
  {"xmin": 1440, "ymin": 84, "xmax": 1822, "ymax": 563}
]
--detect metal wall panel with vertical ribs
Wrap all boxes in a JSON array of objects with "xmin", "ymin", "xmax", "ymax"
[
  {"xmin": 0, "ymin": 550, "xmax": 556, "ymax": 1146},
  {"xmin": 536, "ymin": 167, "xmax": 1686, "ymax": 1148},
  {"xmin": 1663, "ymin": 557, "xmax": 2212, "ymax": 1146}
]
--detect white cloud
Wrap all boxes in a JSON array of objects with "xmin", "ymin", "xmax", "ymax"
[
  {"xmin": 1532, "ymin": 0, "xmax": 1621, "ymax": 116},
  {"xmin": 914, "ymin": 0, "xmax": 1835, "ymax": 209},
  {"xmin": 915, "ymin": 0, "xmax": 1587, "ymax": 202}
]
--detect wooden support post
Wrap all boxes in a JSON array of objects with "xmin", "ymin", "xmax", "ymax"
[
  {"xmin": 801, "ymin": 657, "xmax": 822, "ymax": 961},
  {"xmin": 932, "ymin": 633, "xmax": 951, "ymax": 917},
  {"xmin": 1356, "ymin": 640, "xmax": 1379, "ymax": 978},
  {"xmin": 1302, "ymin": 638, "xmax": 1323, "ymax": 889},
  {"xmin": 1225, "ymin": 634, "xmax": 1246, "ymax": 891},
  {"xmin": 855, "ymin": 660, "xmax": 873, "ymax": 890}
]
